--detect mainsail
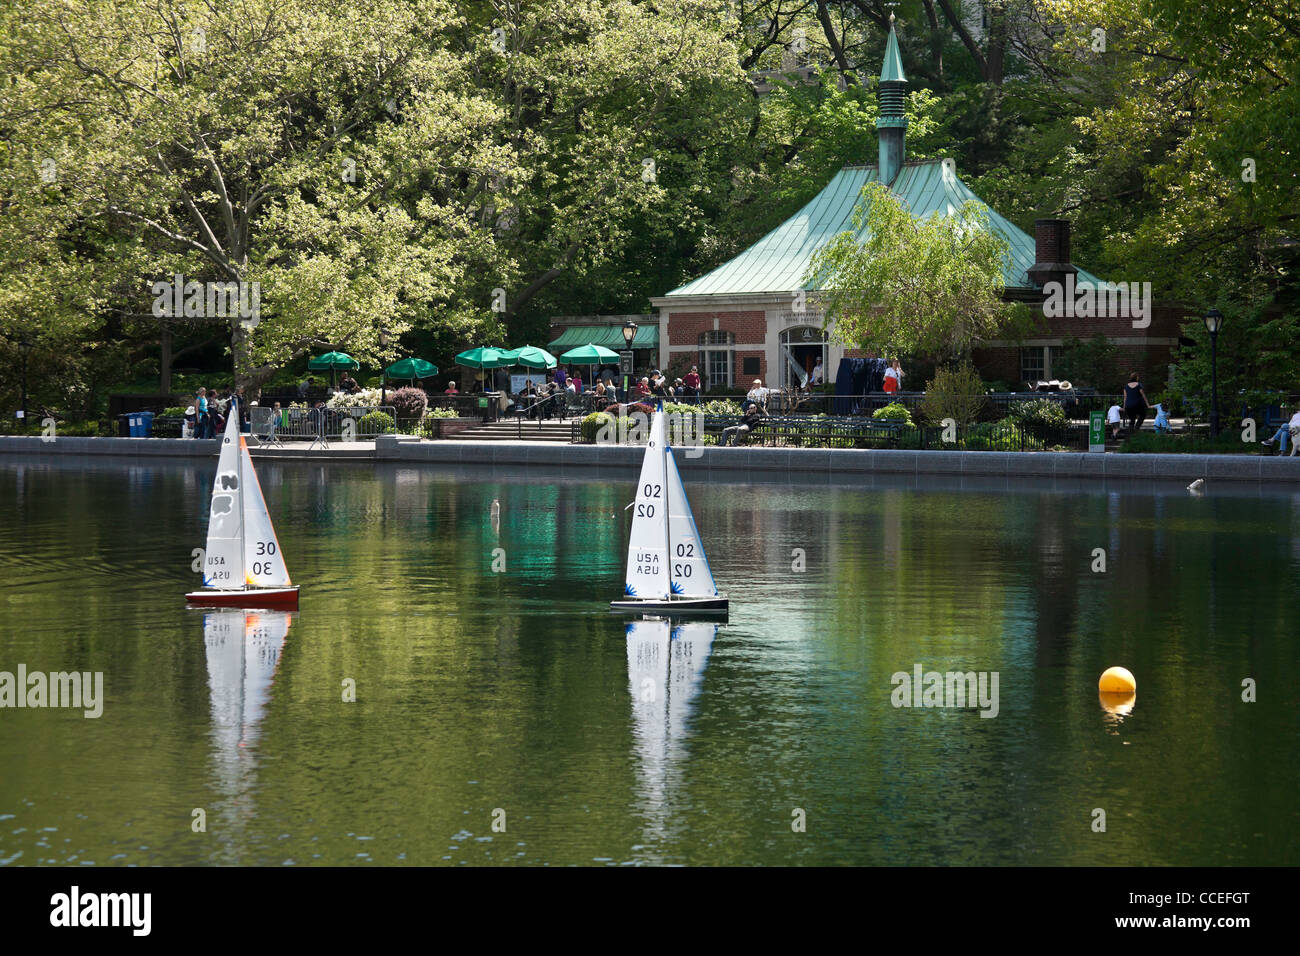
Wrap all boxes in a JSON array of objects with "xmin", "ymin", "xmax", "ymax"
[{"xmin": 203, "ymin": 412, "xmax": 245, "ymax": 589}]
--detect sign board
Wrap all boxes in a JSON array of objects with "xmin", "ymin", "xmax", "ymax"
[
  {"xmin": 477, "ymin": 397, "xmax": 488, "ymax": 408},
  {"xmin": 1089, "ymin": 410, "xmax": 1105, "ymax": 452},
  {"xmin": 619, "ymin": 350, "xmax": 633, "ymax": 376}
]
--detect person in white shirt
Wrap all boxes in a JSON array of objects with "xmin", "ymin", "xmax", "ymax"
[
  {"xmin": 565, "ymin": 379, "xmax": 577, "ymax": 393},
  {"xmin": 1106, "ymin": 403, "xmax": 1123, "ymax": 440},
  {"xmin": 810, "ymin": 357, "xmax": 824, "ymax": 385},
  {"xmin": 882, "ymin": 358, "xmax": 903, "ymax": 394},
  {"xmin": 1261, "ymin": 409, "xmax": 1300, "ymax": 454},
  {"xmin": 745, "ymin": 379, "xmax": 768, "ymax": 408}
]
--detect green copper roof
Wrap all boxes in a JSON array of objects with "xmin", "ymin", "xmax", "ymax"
[
  {"xmin": 665, "ymin": 160, "xmax": 1101, "ymax": 296},
  {"xmin": 880, "ymin": 21, "xmax": 906, "ymax": 83}
]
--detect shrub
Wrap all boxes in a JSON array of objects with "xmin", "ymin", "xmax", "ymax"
[
  {"xmin": 326, "ymin": 387, "xmax": 383, "ymax": 410},
  {"xmin": 920, "ymin": 364, "xmax": 988, "ymax": 425},
  {"xmin": 162, "ymin": 406, "xmax": 188, "ymax": 416},
  {"xmin": 581, "ymin": 412, "xmax": 613, "ymax": 443},
  {"xmin": 872, "ymin": 401, "xmax": 913, "ymax": 425},
  {"xmin": 356, "ymin": 410, "xmax": 395, "ymax": 435},
  {"xmin": 699, "ymin": 398, "xmax": 743, "ymax": 416},
  {"xmin": 424, "ymin": 406, "xmax": 459, "ymax": 419},
  {"xmin": 389, "ymin": 386, "xmax": 428, "ymax": 420},
  {"xmin": 1008, "ymin": 398, "xmax": 1068, "ymax": 441}
]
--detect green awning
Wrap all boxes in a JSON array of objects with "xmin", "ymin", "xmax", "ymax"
[{"xmin": 548, "ymin": 324, "xmax": 659, "ymax": 351}]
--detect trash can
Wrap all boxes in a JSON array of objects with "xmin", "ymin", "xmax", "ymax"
[
  {"xmin": 138, "ymin": 410, "xmax": 155, "ymax": 437},
  {"xmin": 117, "ymin": 413, "xmax": 133, "ymax": 437}
]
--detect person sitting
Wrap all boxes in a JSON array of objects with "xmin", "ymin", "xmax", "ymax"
[
  {"xmin": 565, "ymin": 378, "xmax": 577, "ymax": 394},
  {"xmin": 722, "ymin": 403, "xmax": 767, "ymax": 446},
  {"xmin": 1261, "ymin": 408, "xmax": 1300, "ymax": 454},
  {"xmin": 744, "ymin": 378, "xmax": 767, "ymax": 410},
  {"xmin": 339, "ymin": 373, "xmax": 359, "ymax": 394},
  {"xmin": 593, "ymin": 380, "xmax": 606, "ymax": 400},
  {"xmin": 810, "ymin": 357, "xmax": 825, "ymax": 386},
  {"xmin": 633, "ymin": 377, "xmax": 652, "ymax": 401},
  {"xmin": 444, "ymin": 380, "xmax": 459, "ymax": 395}
]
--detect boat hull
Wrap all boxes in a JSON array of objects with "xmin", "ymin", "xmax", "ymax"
[
  {"xmin": 610, "ymin": 596, "xmax": 728, "ymax": 615},
  {"xmin": 186, "ymin": 586, "xmax": 300, "ymax": 609}
]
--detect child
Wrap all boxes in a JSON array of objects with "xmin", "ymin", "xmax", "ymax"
[
  {"xmin": 1106, "ymin": 403, "xmax": 1123, "ymax": 440},
  {"xmin": 1153, "ymin": 403, "xmax": 1171, "ymax": 434}
]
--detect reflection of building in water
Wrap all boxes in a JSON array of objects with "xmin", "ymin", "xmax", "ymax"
[
  {"xmin": 626, "ymin": 618, "xmax": 716, "ymax": 858},
  {"xmin": 203, "ymin": 610, "xmax": 290, "ymax": 859}
]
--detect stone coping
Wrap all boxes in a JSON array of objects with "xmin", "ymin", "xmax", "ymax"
[{"xmin": 2, "ymin": 435, "xmax": 1299, "ymax": 484}]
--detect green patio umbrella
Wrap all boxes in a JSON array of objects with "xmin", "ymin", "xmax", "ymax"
[
  {"xmin": 558, "ymin": 343, "xmax": 620, "ymax": 365},
  {"xmin": 454, "ymin": 346, "xmax": 514, "ymax": 391},
  {"xmin": 500, "ymin": 345, "xmax": 557, "ymax": 370},
  {"xmin": 384, "ymin": 357, "xmax": 440, "ymax": 382},
  {"xmin": 307, "ymin": 350, "xmax": 360, "ymax": 387}
]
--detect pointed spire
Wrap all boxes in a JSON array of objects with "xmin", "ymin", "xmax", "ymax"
[{"xmin": 880, "ymin": 13, "xmax": 907, "ymax": 84}]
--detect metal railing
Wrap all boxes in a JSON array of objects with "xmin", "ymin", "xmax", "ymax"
[{"xmin": 250, "ymin": 405, "xmax": 396, "ymax": 448}]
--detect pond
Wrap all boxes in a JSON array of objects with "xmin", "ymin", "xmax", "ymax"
[{"xmin": 1, "ymin": 457, "xmax": 1297, "ymax": 865}]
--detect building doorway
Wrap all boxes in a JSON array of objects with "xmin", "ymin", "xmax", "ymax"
[{"xmin": 779, "ymin": 326, "xmax": 827, "ymax": 387}]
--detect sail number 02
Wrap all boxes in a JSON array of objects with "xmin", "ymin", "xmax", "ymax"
[{"xmin": 637, "ymin": 483, "xmax": 661, "ymax": 518}]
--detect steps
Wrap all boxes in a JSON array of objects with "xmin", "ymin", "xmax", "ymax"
[{"xmin": 450, "ymin": 418, "xmax": 576, "ymax": 443}]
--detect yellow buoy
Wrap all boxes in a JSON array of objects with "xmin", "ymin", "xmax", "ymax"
[{"xmin": 1098, "ymin": 666, "xmax": 1136, "ymax": 694}]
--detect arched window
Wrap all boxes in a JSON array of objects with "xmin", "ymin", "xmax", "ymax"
[
  {"xmin": 779, "ymin": 326, "xmax": 827, "ymax": 387},
  {"xmin": 698, "ymin": 331, "xmax": 734, "ymax": 390}
]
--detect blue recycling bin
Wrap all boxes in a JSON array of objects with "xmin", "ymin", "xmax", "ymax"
[
  {"xmin": 138, "ymin": 411, "xmax": 155, "ymax": 437},
  {"xmin": 127, "ymin": 414, "xmax": 141, "ymax": 437}
]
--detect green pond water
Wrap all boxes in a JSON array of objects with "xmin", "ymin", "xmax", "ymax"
[{"xmin": 1, "ymin": 457, "xmax": 1297, "ymax": 866}]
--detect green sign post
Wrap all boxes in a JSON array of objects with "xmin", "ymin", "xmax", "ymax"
[{"xmin": 1089, "ymin": 410, "xmax": 1105, "ymax": 452}]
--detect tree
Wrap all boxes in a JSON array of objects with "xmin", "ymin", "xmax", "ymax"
[{"xmin": 807, "ymin": 181, "xmax": 1023, "ymax": 358}]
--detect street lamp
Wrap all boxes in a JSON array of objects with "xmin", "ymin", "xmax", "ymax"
[
  {"xmin": 621, "ymin": 321, "xmax": 637, "ymax": 397},
  {"xmin": 379, "ymin": 326, "xmax": 390, "ymax": 409},
  {"xmin": 1204, "ymin": 308, "xmax": 1224, "ymax": 438},
  {"xmin": 18, "ymin": 337, "xmax": 32, "ymax": 427}
]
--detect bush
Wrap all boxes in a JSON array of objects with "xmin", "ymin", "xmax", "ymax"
[
  {"xmin": 389, "ymin": 386, "xmax": 428, "ymax": 420},
  {"xmin": 162, "ymin": 406, "xmax": 188, "ymax": 416},
  {"xmin": 581, "ymin": 412, "xmax": 613, "ymax": 443},
  {"xmin": 424, "ymin": 406, "xmax": 459, "ymax": 419},
  {"xmin": 872, "ymin": 401, "xmax": 913, "ymax": 425},
  {"xmin": 356, "ymin": 410, "xmax": 395, "ymax": 435},
  {"xmin": 699, "ymin": 398, "xmax": 743, "ymax": 416},
  {"xmin": 326, "ymin": 387, "xmax": 383, "ymax": 410},
  {"xmin": 920, "ymin": 364, "xmax": 988, "ymax": 425},
  {"xmin": 1119, "ymin": 431, "xmax": 1255, "ymax": 455}
]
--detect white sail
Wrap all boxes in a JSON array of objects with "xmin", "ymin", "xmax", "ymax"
[
  {"xmin": 240, "ymin": 443, "xmax": 292, "ymax": 588},
  {"xmin": 203, "ymin": 411, "xmax": 245, "ymax": 589},
  {"xmin": 624, "ymin": 411, "xmax": 670, "ymax": 599},
  {"xmin": 664, "ymin": 450, "xmax": 717, "ymax": 597}
]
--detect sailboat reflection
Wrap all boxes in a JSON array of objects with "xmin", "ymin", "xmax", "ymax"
[
  {"xmin": 202, "ymin": 609, "xmax": 291, "ymax": 847},
  {"xmin": 626, "ymin": 617, "xmax": 717, "ymax": 849}
]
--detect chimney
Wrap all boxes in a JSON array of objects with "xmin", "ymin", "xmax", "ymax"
[
  {"xmin": 1027, "ymin": 219, "xmax": 1077, "ymax": 289},
  {"xmin": 876, "ymin": 15, "xmax": 907, "ymax": 187}
]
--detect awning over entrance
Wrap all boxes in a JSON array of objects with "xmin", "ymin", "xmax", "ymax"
[{"xmin": 548, "ymin": 324, "xmax": 659, "ymax": 352}]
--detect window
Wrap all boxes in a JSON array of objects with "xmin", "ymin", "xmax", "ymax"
[
  {"xmin": 698, "ymin": 331, "xmax": 734, "ymax": 390},
  {"xmin": 742, "ymin": 356, "xmax": 760, "ymax": 376},
  {"xmin": 1020, "ymin": 347, "xmax": 1045, "ymax": 385}
]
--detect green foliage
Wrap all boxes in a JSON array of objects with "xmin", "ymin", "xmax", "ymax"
[
  {"xmin": 357, "ymin": 411, "xmax": 395, "ymax": 435},
  {"xmin": 581, "ymin": 412, "xmax": 613, "ymax": 443},
  {"xmin": 920, "ymin": 364, "xmax": 989, "ymax": 425},
  {"xmin": 1119, "ymin": 431, "xmax": 1258, "ymax": 455},
  {"xmin": 1053, "ymin": 334, "xmax": 1122, "ymax": 393},
  {"xmin": 872, "ymin": 402, "xmax": 914, "ymax": 424},
  {"xmin": 698, "ymin": 398, "xmax": 744, "ymax": 416},
  {"xmin": 808, "ymin": 182, "xmax": 1018, "ymax": 359},
  {"xmin": 424, "ymin": 406, "xmax": 459, "ymax": 419},
  {"xmin": 1008, "ymin": 399, "xmax": 1068, "ymax": 439}
]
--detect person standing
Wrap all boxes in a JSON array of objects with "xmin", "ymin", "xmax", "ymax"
[
  {"xmin": 1106, "ymin": 402, "xmax": 1123, "ymax": 440},
  {"xmin": 684, "ymin": 365, "xmax": 701, "ymax": 403},
  {"xmin": 882, "ymin": 359, "xmax": 903, "ymax": 394},
  {"xmin": 1123, "ymin": 372, "xmax": 1150, "ymax": 433},
  {"xmin": 196, "ymin": 387, "xmax": 211, "ymax": 438},
  {"xmin": 810, "ymin": 357, "xmax": 825, "ymax": 386}
]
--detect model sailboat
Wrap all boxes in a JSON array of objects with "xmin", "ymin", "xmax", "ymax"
[
  {"xmin": 611, "ymin": 408, "xmax": 727, "ymax": 613},
  {"xmin": 186, "ymin": 404, "xmax": 299, "ymax": 608}
]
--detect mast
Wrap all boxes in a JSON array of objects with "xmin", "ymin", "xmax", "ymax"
[{"xmin": 661, "ymin": 406, "xmax": 674, "ymax": 599}]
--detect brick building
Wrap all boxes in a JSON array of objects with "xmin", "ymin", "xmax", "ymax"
[{"xmin": 649, "ymin": 17, "xmax": 1187, "ymax": 394}]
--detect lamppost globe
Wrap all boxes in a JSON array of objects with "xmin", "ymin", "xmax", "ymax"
[
  {"xmin": 1205, "ymin": 309, "xmax": 1224, "ymax": 438},
  {"xmin": 622, "ymin": 321, "xmax": 637, "ymax": 347}
]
